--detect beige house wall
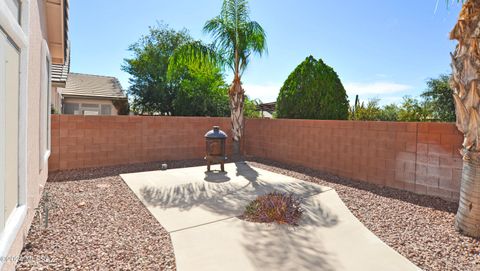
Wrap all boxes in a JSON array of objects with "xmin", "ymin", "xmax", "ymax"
[
  {"xmin": 1, "ymin": 0, "xmax": 57, "ymax": 269},
  {"xmin": 51, "ymin": 86, "xmax": 62, "ymax": 114},
  {"xmin": 62, "ymin": 97, "xmax": 119, "ymax": 115}
]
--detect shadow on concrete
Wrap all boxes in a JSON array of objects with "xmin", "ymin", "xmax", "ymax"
[
  {"xmin": 235, "ymin": 162, "xmax": 260, "ymax": 184},
  {"xmin": 241, "ymin": 222, "xmax": 338, "ymax": 271},
  {"xmin": 138, "ymin": 161, "xmax": 328, "ymax": 218},
  {"xmin": 136, "ymin": 161, "xmax": 340, "ymax": 270},
  {"xmin": 204, "ymin": 171, "xmax": 231, "ymax": 183},
  {"xmin": 301, "ymin": 197, "xmax": 339, "ymax": 227}
]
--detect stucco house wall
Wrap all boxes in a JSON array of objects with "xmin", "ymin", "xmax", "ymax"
[
  {"xmin": 51, "ymin": 86, "xmax": 62, "ymax": 114},
  {"xmin": 0, "ymin": 0, "xmax": 67, "ymax": 269},
  {"xmin": 61, "ymin": 97, "xmax": 119, "ymax": 115}
]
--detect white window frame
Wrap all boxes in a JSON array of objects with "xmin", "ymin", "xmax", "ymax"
[
  {"xmin": 39, "ymin": 40, "xmax": 51, "ymax": 171},
  {"xmin": 0, "ymin": 0, "xmax": 29, "ymax": 267}
]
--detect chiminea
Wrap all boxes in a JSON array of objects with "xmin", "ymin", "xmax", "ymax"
[{"xmin": 205, "ymin": 126, "xmax": 227, "ymax": 171}]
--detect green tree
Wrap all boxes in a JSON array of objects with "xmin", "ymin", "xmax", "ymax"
[
  {"xmin": 170, "ymin": 0, "xmax": 267, "ymax": 153},
  {"xmin": 122, "ymin": 24, "xmax": 191, "ymax": 115},
  {"xmin": 169, "ymin": 60, "xmax": 230, "ymax": 117},
  {"xmin": 381, "ymin": 104, "xmax": 400, "ymax": 121},
  {"xmin": 397, "ymin": 96, "xmax": 433, "ymax": 122},
  {"xmin": 276, "ymin": 56, "xmax": 349, "ymax": 120},
  {"xmin": 123, "ymin": 23, "xmax": 231, "ymax": 117},
  {"xmin": 421, "ymin": 74, "xmax": 455, "ymax": 122}
]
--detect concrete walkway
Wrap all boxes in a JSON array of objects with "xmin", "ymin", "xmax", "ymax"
[{"xmin": 121, "ymin": 162, "xmax": 420, "ymax": 271}]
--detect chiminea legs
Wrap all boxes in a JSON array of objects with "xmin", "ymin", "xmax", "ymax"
[{"xmin": 206, "ymin": 160, "xmax": 225, "ymax": 172}]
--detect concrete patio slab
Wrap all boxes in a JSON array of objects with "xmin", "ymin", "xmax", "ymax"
[
  {"xmin": 121, "ymin": 162, "xmax": 420, "ymax": 271},
  {"xmin": 121, "ymin": 162, "xmax": 328, "ymax": 232}
]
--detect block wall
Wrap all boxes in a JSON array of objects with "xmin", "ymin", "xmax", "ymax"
[
  {"xmin": 49, "ymin": 115, "xmax": 232, "ymax": 171},
  {"xmin": 50, "ymin": 116, "xmax": 464, "ymax": 201},
  {"xmin": 244, "ymin": 119, "xmax": 463, "ymax": 201}
]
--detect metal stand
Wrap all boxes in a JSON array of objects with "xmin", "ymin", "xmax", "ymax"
[{"xmin": 205, "ymin": 156, "xmax": 226, "ymax": 172}]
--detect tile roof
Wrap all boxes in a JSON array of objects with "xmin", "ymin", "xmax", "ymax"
[
  {"xmin": 257, "ymin": 102, "xmax": 276, "ymax": 113},
  {"xmin": 61, "ymin": 73, "xmax": 127, "ymax": 99}
]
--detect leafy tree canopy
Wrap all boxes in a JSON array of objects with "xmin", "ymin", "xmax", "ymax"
[
  {"xmin": 122, "ymin": 23, "xmax": 229, "ymax": 117},
  {"xmin": 244, "ymin": 98, "xmax": 262, "ymax": 118},
  {"xmin": 350, "ymin": 99, "xmax": 399, "ymax": 121},
  {"xmin": 276, "ymin": 56, "xmax": 349, "ymax": 120},
  {"xmin": 349, "ymin": 74, "xmax": 454, "ymax": 122},
  {"xmin": 421, "ymin": 74, "xmax": 455, "ymax": 122},
  {"xmin": 170, "ymin": 60, "xmax": 230, "ymax": 117},
  {"xmin": 397, "ymin": 96, "xmax": 433, "ymax": 122},
  {"xmin": 350, "ymin": 96, "xmax": 433, "ymax": 122}
]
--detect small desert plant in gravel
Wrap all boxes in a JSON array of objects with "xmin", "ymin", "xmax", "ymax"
[{"xmin": 242, "ymin": 192, "xmax": 303, "ymax": 225}]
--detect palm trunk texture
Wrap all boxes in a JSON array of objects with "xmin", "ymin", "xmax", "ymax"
[
  {"xmin": 229, "ymin": 77, "xmax": 244, "ymax": 155},
  {"xmin": 450, "ymin": 0, "xmax": 480, "ymax": 237}
]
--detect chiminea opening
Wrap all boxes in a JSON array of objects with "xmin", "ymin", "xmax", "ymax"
[{"xmin": 205, "ymin": 126, "xmax": 227, "ymax": 172}]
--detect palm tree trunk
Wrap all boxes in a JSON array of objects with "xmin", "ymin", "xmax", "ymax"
[
  {"xmin": 456, "ymin": 159, "xmax": 480, "ymax": 236},
  {"xmin": 450, "ymin": 0, "xmax": 480, "ymax": 237},
  {"xmin": 229, "ymin": 77, "xmax": 244, "ymax": 155}
]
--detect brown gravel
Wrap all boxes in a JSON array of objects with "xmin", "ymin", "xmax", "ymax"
[
  {"xmin": 16, "ymin": 157, "xmax": 480, "ymax": 271},
  {"xmin": 15, "ymin": 161, "xmax": 201, "ymax": 271},
  {"xmin": 246, "ymin": 157, "xmax": 480, "ymax": 271}
]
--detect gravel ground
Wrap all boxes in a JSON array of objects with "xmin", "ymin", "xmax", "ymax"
[
  {"xmin": 15, "ymin": 160, "xmax": 210, "ymax": 271},
  {"xmin": 247, "ymin": 158, "xmax": 480, "ymax": 271},
  {"xmin": 16, "ymin": 157, "xmax": 480, "ymax": 271}
]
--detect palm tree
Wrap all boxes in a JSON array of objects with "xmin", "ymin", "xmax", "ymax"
[
  {"xmin": 450, "ymin": 0, "xmax": 480, "ymax": 237},
  {"xmin": 170, "ymin": 0, "xmax": 267, "ymax": 154}
]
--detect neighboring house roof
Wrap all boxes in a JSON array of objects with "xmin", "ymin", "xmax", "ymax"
[
  {"xmin": 257, "ymin": 102, "xmax": 276, "ymax": 113},
  {"xmin": 61, "ymin": 73, "xmax": 127, "ymax": 99}
]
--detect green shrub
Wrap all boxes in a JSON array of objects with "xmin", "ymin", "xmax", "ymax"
[
  {"xmin": 276, "ymin": 56, "xmax": 349, "ymax": 120},
  {"xmin": 350, "ymin": 99, "xmax": 400, "ymax": 121}
]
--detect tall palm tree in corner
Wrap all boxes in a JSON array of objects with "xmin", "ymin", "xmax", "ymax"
[
  {"xmin": 450, "ymin": 0, "xmax": 480, "ymax": 237},
  {"xmin": 170, "ymin": 0, "xmax": 267, "ymax": 154}
]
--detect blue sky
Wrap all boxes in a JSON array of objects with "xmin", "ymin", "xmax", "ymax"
[{"xmin": 69, "ymin": 0, "xmax": 462, "ymax": 104}]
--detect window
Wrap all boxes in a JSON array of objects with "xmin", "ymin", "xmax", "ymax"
[
  {"xmin": 81, "ymin": 103, "xmax": 99, "ymax": 115},
  {"xmin": 0, "ymin": 29, "xmax": 20, "ymax": 231},
  {"xmin": 39, "ymin": 43, "xmax": 51, "ymax": 171},
  {"xmin": 82, "ymin": 103, "xmax": 99, "ymax": 108},
  {"xmin": 63, "ymin": 102, "xmax": 113, "ymax": 115},
  {"xmin": 63, "ymin": 103, "xmax": 79, "ymax": 114},
  {"xmin": 101, "ymin": 105, "xmax": 112, "ymax": 115}
]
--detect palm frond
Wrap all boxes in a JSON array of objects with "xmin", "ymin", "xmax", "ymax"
[
  {"xmin": 203, "ymin": 0, "xmax": 267, "ymax": 76},
  {"xmin": 168, "ymin": 41, "xmax": 224, "ymax": 78},
  {"xmin": 245, "ymin": 21, "xmax": 267, "ymax": 57}
]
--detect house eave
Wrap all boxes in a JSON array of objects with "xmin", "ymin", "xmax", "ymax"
[
  {"xmin": 62, "ymin": 94, "xmax": 128, "ymax": 100},
  {"xmin": 45, "ymin": 0, "xmax": 68, "ymax": 64},
  {"xmin": 52, "ymin": 81, "xmax": 66, "ymax": 88}
]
